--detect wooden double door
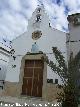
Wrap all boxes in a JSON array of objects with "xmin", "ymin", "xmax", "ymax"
[{"xmin": 22, "ymin": 60, "xmax": 43, "ymax": 97}]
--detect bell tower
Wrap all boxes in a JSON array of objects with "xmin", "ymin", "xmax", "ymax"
[{"xmin": 27, "ymin": 5, "xmax": 50, "ymax": 40}]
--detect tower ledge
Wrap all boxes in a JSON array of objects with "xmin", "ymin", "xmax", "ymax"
[{"xmin": 67, "ymin": 13, "xmax": 80, "ymax": 23}]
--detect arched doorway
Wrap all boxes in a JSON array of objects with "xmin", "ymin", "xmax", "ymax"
[{"xmin": 19, "ymin": 53, "xmax": 47, "ymax": 98}]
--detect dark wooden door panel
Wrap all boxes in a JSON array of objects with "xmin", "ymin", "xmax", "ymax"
[
  {"xmin": 22, "ymin": 60, "xmax": 43, "ymax": 97},
  {"xmin": 27, "ymin": 78, "xmax": 32, "ymax": 87},
  {"xmin": 23, "ymin": 78, "xmax": 27, "ymax": 85},
  {"xmin": 24, "ymin": 68, "xmax": 33, "ymax": 77},
  {"xmin": 25, "ymin": 60, "xmax": 34, "ymax": 67},
  {"xmin": 35, "ymin": 60, "xmax": 43, "ymax": 67},
  {"xmin": 32, "ymin": 81, "xmax": 37, "ymax": 97},
  {"xmin": 34, "ymin": 69, "xmax": 38, "ymax": 79},
  {"xmin": 34, "ymin": 68, "xmax": 43, "ymax": 81},
  {"xmin": 39, "ymin": 70, "xmax": 43, "ymax": 79},
  {"xmin": 27, "ymin": 86, "xmax": 32, "ymax": 96},
  {"xmin": 22, "ymin": 78, "xmax": 32, "ymax": 96},
  {"xmin": 37, "ymin": 85, "xmax": 42, "ymax": 97},
  {"xmin": 26, "ymin": 78, "xmax": 32, "ymax": 96},
  {"xmin": 33, "ymin": 69, "xmax": 43, "ymax": 97}
]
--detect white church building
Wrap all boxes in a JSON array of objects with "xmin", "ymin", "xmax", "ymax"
[
  {"xmin": 6, "ymin": 5, "xmax": 66, "ymax": 84},
  {"xmin": 1, "ymin": 5, "xmax": 80, "ymax": 101}
]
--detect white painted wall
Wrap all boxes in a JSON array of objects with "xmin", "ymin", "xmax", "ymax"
[
  {"xmin": 6, "ymin": 6, "xmax": 67, "ymax": 85},
  {"xmin": 0, "ymin": 46, "xmax": 10, "ymax": 80}
]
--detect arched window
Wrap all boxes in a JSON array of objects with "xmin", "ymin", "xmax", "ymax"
[{"xmin": 37, "ymin": 8, "xmax": 41, "ymax": 13}]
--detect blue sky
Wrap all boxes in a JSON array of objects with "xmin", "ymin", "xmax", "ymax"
[{"xmin": 0, "ymin": 0, "xmax": 80, "ymax": 40}]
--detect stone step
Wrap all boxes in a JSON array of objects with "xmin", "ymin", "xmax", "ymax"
[
  {"xmin": 0, "ymin": 96, "xmax": 51, "ymax": 107},
  {"xmin": 0, "ymin": 96, "xmax": 62, "ymax": 107}
]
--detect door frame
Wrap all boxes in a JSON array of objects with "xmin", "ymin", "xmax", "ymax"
[{"xmin": 19, "ymin": 53, "xmax": 47, "ymax": 99}]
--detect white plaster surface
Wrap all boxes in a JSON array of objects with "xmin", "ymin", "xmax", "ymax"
[{"xmin": 6, "ymin": 6, "xmax": 67, "ymax": 85}]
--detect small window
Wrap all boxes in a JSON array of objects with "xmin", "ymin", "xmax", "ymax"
[
  {"xmin": 47, "ymin": 79, "xmax": 53, "ymax": 83},
  {"xmin": 37, "ymin": 8, "xmax": 41, "ymax": 13},
  {"xmin": 55, "ymin": 79, "xmax": 58, "ymax": 84},
  {"xmin": 0, "ymin": 68, "xmax": 1, "ymax": 70}
]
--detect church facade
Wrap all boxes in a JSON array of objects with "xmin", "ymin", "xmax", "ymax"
[
  {"xmin": 2, "ymin": 5, "xmax": 80, "ymax": 101},
  {"xmin": 3, "ymin": 5, "xmax": 66, "ymax": 100}
]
